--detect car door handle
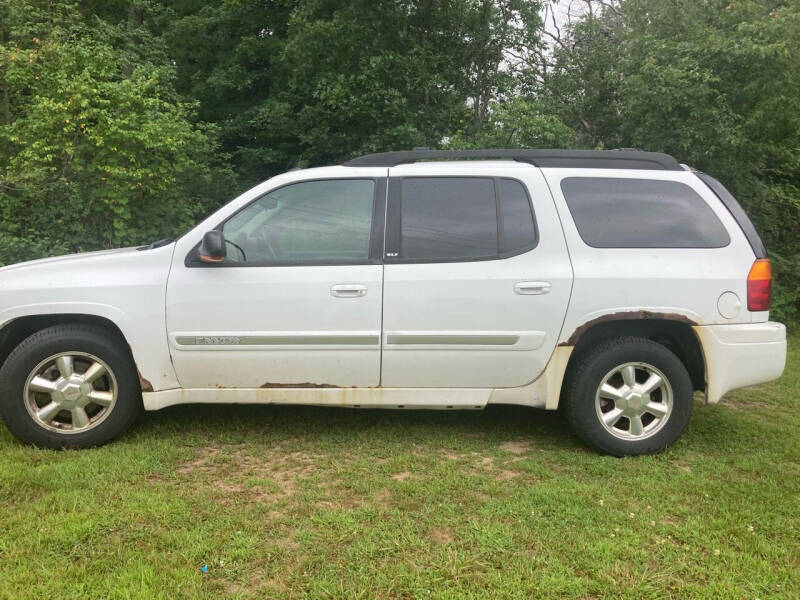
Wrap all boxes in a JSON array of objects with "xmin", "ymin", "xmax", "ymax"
[
  {"xmin": 514, "ymin": 281, "xmax": 551, "ymax": 295},
  {"xmin": 331, "ymin": 284, "xmax": 368, "ymax": 298}
]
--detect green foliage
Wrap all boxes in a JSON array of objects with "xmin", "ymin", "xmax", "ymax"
[
  {"xmin": 151, "ymin": 0, "xmax": 545, "ymax": 182},
  {"xmin": 146, "ymin": 0, "xmax": 295, "ymax": 184},
  {"xmin": 0, "ymin": 0, "xmax": 233, "ymax": 262},
  {"xmin": 446, "ymin": 98, "xmax": 575, "ymax": 149}
]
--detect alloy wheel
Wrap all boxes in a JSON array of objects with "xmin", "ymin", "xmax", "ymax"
[
  {"xmin": 23, "ymin": 352, "xmax": 118, "ymax": 434},
  {"xmin": 594, "ymin": 361, "xmax": 674, "ymax": 440}
]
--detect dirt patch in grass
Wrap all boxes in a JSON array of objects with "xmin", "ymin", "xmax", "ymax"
[
  {"xmin": 441, "ymin": 449, "xmax": 466, "ymax": 460},
  {"xmin": 431, "ymin": 527, "xmax": 454, "ymax": 544},
  {"xmin": 225, "ymin": 576, "xmax": 288, "ymax": 598},
  {"xmin": 374, "ymin": 488, "xmax": 392, "ymax": 509},
  {"xmin": 221, "ymin": 561, "xmax": 296, "ymax": 597},
  {"xmin": 175, "ymin": 445, "xmax": 409, "ymax": 511},
  {"xmin": 494, "ymin": 469, "xmax": 518, "ymax": 481},
  {"xmin": 316, "ymin": 496, "xmax": 361, "ymax": 510},
  {"xmin": 721, "ymin": 395, "xmax": 773, "ymax": 410},
  {"xmin": 464, "ymin": 455, "xmax": 523, "ymax": 482},
  {"xmin": 499, "ymin": 440, "xmax": 532, "ymax": 455},
  {"xmin": 391, "ymin": 471, "xmax": 417, "ymax": 482},
  {"xmin": 176, "ymin": 446, "xmax": 221, "ymax": 474},
  {"xmin": 173, "ymin": 444, "xmax": 327, "ymax": 505}
]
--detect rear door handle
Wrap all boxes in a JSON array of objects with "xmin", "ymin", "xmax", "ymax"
[
  {"xmin": 514, "ymin": 281, "xmax": 551, "ymax": 295},
  {"xmin": 331, "ymin": 284, "xmax": 368, "ymax": 298}
]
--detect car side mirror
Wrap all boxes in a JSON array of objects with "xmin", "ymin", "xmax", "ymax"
[{"xmin": 198, "ymin": 230, "xmax": 226, "ymax": 263}]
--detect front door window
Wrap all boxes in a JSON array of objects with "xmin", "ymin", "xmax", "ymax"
[{"xmin": 221, "ymin": 179, "xmax": 376, "ymax": 265}]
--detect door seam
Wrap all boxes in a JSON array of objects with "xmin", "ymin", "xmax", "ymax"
[{"xmin": 378, "ymin": 169, "xmax": 389, "ymax": 386}]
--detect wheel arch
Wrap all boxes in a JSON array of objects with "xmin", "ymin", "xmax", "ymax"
[
  {"xmin": 560, "ymin": 315, "xmax": 706, "ymax": 398},
  {"xmin": 0, "ymin": 313, "xmax": 153, "ymax": 392}
]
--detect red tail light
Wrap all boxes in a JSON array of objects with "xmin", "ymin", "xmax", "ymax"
[{"xmin": 747, "ymin": 258, "xmax": 772, "ymax": 311}]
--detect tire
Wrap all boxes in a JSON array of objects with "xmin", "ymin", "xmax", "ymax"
[
  {"xmin": 563, "ymin": 336, "xmax": 693, "ymax": 456},
  {"xmin": 0, "ymin": 324, "xmax": 142, "ymax": 448}
]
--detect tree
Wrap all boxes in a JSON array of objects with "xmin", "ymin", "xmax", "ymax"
[
  {"xmin": 446, "ymin": 97, "xmax": 574, "ymax": 149},
  {"xmin": 147, "ymin": 0, "xmax": 547, "ymax": 180},
  {"xmin": 0, "ymin": 0, "xmax": 233, "ymax": 263},
  {"xmin": 147, "ymin": 0, "xmax": 295, "ymax": 184},
  {"xmin": 266, "ymin": 0, "xmax": 477, "ymax": 168}
]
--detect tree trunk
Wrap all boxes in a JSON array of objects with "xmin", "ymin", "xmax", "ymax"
[
  {"xmin": 129, "ymin": 5, "xmax": 144, "ymax": 27},
  {"xmin": 473, "ymin": 0, "xmax": 492, "ymax": 133}
]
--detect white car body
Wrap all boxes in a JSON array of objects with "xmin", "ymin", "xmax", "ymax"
[{"xmin": 0, "ymin": 152, "xmax": 787, "ymax": 419}]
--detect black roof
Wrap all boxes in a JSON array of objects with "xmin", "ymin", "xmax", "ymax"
[{"xmin": 343, "ymin": 149, "xmax": 683, "ymax": 171}]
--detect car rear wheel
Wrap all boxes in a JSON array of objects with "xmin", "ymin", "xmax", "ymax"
[
  {"xmin": 0, "ymin": 324, "xmax": 141, "ymax": 448},
  {"xmin": 563, "ymin": 336, "xmax": 693, "ymax": 456}
]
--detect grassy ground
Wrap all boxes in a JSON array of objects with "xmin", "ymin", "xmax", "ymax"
[{"xmin": 0, "ymin": 341, "xmax": 797, "ymax": 599}]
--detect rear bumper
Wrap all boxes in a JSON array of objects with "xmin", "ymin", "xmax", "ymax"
[{"xmin": 693, "ymin": 321, "xmax": 787, "ymax": 403}]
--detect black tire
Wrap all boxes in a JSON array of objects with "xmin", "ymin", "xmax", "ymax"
[
  {"xmin": 563, "ymin": 336, "xmax": 693, "ymax": 456},
  {"xmin": 0, "ymin": 324, "xmax": 141, "ymax": 448}
]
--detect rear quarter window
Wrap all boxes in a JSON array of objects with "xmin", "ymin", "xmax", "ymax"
[{"xmin": 560, "ymin": 177, "xmax": 730, "ymax": 248}]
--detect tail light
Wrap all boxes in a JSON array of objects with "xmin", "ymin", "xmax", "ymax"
[{"xmin": 747, "ymin": 258, "xmax": 772, "ymax": 311}]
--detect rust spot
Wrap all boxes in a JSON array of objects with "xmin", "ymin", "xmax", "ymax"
[
  {"xmin": 137, "ymin": 370, "xmax": 154, "ymax": 392},
  {"xmin": 561, "ymin": 311, "xmax": 698, "ymax": 346},
  {"xmin": 259, "ymin": 382, "xmax": 339, "ymax": 389}
]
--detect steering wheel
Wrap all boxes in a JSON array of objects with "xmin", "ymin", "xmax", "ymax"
[{"xmin": 225, "ymin": 239, "xmax": 247, "ymax": 261}]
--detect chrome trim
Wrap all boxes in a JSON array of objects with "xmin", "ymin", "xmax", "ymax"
[
  {"xmin": 175, "ymin": 335, "xmax": 380, "ymax": 346},
  {"xmin": 385, "ymin": 334, "xmax": 519, "ymax": 345}
]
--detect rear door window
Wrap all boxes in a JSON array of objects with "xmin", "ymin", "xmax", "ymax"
[
  {"xmin": 560, "ymin": 177, "xmax": 730, "ymax": 248},
  {"xmin": 400, "ymin": 178, "xmax": 498, "ymax": 260},
  {"xmin": 389, "ymin": 177, "xmax": 537, "ymax": 262}
]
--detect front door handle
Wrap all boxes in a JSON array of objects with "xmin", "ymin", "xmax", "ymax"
[
  {"xmin": 331, "ymin": 284, "xmax": 368, "ymax": 298},
  {"xmin": 514, "ymin": 281, "xmax": 551, "ymax": 295}
]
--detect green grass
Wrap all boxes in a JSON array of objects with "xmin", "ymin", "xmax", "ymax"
[{"xmin": 0, "ymin": 341, "xmax": 798, "ymax": 599}]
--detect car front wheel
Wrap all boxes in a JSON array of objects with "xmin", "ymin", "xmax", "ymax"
[{"xmin": 0, "ymin": 324, "xmax": 141, "ymax": 448}]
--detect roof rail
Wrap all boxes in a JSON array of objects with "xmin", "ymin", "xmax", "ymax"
[{"xmin": 342, "ymin": 149, "xmax": 682, "ymax": 171}]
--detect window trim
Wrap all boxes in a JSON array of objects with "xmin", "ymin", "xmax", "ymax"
[
  {"xmin": 560, "ymin": 176, "xmax": 732, "ymax": 250},
  {"xmin": 185, "ymin": 177, "xmax": 387, "ymax": 268},
  {"xmin": 384, "ymin": 176, "xmax": 539, "ymax": 264}
]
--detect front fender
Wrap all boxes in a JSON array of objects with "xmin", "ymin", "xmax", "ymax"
[{"xmin": 0, "ymin": 245, "xmax": 179, "ymax": 391}]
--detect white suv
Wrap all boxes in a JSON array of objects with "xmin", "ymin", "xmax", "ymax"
[{"xmin": 0, "ymin": 149, "xmax": 786, "ymax": 455}]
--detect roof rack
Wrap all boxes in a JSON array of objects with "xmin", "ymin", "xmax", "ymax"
[{"xmin": 342, "ymin": 149, "xmax": 682, "ymax": 171}]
